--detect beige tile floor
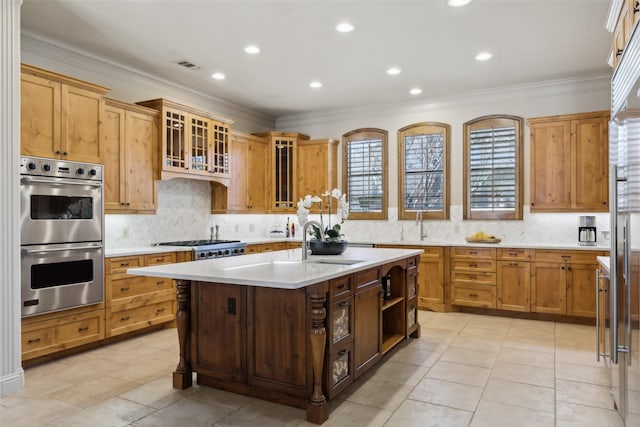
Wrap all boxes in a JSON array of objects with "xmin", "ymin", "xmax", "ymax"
[{"xmin": 0, "ymin": 310, "xmax": 627, "ymax": 427}]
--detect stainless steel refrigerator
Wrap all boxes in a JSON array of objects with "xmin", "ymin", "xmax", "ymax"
[{"xmin": 607, "ymin": 67, "xmax": 640, "ymax": 427}]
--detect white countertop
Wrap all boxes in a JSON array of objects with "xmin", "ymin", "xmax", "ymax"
[
  {"xmin": 127, "ymin": 247, "xmax": 423, "ymax": 289},
  {"xmin": 597, "ymin": 256, "xmax": 610, "ymax": 275},
  {"xmin": 106, "ymin": 239, "xmax": 609, "ymax": 258}
]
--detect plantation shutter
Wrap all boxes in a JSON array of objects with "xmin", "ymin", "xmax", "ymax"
[
  {"xmin": 347, "ymin": 138, "xmax": 383, "ymax": 213},
  {"xmin": 469, "ymin": 126, "xmax": 516, "ymax": 211}
]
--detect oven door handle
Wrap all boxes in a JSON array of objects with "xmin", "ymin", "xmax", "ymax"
[
  {"xmin": 21, "ymin": 176, "xmax": 102, "ymax": 187},
  {"xmin": 22, "ymin": 244, "xmax": 103, "ymax": 254}
]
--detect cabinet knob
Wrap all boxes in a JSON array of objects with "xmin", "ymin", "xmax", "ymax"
[
  {"xmin": 616, "ymin": 48, "xmax": 624, "ymax": 57},
  {"xmin": 55, "ymin": 150, "xmax": 61, "ymax": 155},
  {"xmin": 62, "ymin": 151, "xmax": 68, "ymax": 156},
  {"xmin": 635, "ymin": 1, "xmax": 639, "ymax": 14}
]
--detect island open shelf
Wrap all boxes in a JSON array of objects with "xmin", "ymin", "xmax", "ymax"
[{"xmin": 127, "ymin": 247, "xmax": 422, "ymax": 424}]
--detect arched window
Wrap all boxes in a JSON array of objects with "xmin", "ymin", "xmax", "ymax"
[
  {"xmin": 398, "ymin": 122, "xmax": 450, "ymax": 220},
  {"xmin": 342, "ymin": 128, "xmax": 388, "ymax": 220},
  {"xmin": 463, "ymin": 115, "xmax": 524, "ymax": 220}
]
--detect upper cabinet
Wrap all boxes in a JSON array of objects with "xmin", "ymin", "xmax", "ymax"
[
  {"xmin": 218, "ymin": 131, "xmax": 270, "ymax": 213},
  {"xmin": 528, "ymin": 111, "xmax": 609, "ymax": 212},
  {"xmin": 136, "ymin": 98, "xmax": 232, "ymax": 185},
  {"xmin": 103, "ymin": 99, "xmax": 159, "ymax": 213},
  {"xmin": 21, "ymin": 64, "xmax": 110, "ymax": 163},
  {"xmin": 608, "ymin": 0, "xmax": 640, "ymax": 70},
  {"xmin": 297, "ymin": 138, "xmax": 339, "ymax": 207},
  {"xmin": 254, "ymin": 131, "xmax": 310, "ymax": 212}
]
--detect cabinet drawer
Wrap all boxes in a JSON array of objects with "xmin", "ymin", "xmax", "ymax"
[
  {"xmin": 108, "ymin": 299, "xmax": 174, "ymax": 337},
  {"xmin": 106, "ymin": 255, "xmax": 142, "ymax": 274},
  {"xmin": 451, "ymin": 259, "xmax": 496, "ymax": 272},
  {"xmin": 353, "ymin": 267, "xmax": 381, "ymax": 291},
  {"xmin": 144, "ymin": 252, "xmax": 177, "ymax": 265},
  {"xmin": 328, "ymin": 296, "xmax": 354, "ymax": 346},
  {"xmin": 22, "ymin": 309, "xmax": 105, "ymax": 360},
  {"xmin": 407, "ymin": 255, "xmax": 418, "ymax": 268},
  {"xmin": 534, "ymin": 250, "xmax": 601, "ymax": 264},
  {"xmin": 245, "ymin": 244, "xmax": 260, "ymax": 254},
  {"xmin": 407, "ymin": 267, "xmax": 418, "ymax": 299},
  {"xmin": 422, "ymin": 246, "xmax": 444, "ymax": 257},
  {"xmin": 110, "ymin": 275, "xmax": 174, "ymax": 302},
  {"xmin": 452, "ymin": 247, "xmax": 496, "ymax": 259},
  {"xmin": 451, "ymin": 271, "xmax": 496, "ymax": 286},
  {"xmin": 451, "ymin": 284, "xmax": 496, "ymax": 308},
  {"xmin": 497, "ymin": 248, "xmax": 530, "ymax": 261},
  {"xmin": 330, "ymin": 276, "xmax": 353, "ymax": 299},
  {"xmin": 325, "ymin": 342, "xmax": 354, "ymax": 399}
]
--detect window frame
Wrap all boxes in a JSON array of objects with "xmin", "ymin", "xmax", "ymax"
[
  {"xmin": 398, "ymin": 122, "xmax": 451, "ymax": 221},
  {"xmin": 463, "ymin": 114, "xmax": 524, "ymax": 221},
  {"xmin": 342, "ymin": 128, "xmax": 388, "ymax": 220}
]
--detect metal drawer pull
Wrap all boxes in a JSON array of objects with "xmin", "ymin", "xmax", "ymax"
[
  {"xmin": 28, "ymin": 338, "xmax": 41, "ymax": 344},
  {"xmin": 156, "ymin": 281, "xmax": 165, "ymax": 285},
  {"xmin": 339, "ymin": 301, "xmax": 350, "ymax": 307},
  {"xmin": 337, "ymin": 284, "xmax": 346, "ymax": 289},
  {"xmin": 120, "ymin": 286, "xmax": 130, "ymax": 291},
  {"xmin": 509, "ymin": 252, "xmax": 519, "ymax": 256},
  {"xmin": 469, "ymin": 251, "xmax": 477, "ymax": 255},
  {"xmin": 155, "ymin": 258, "xmax": 165, "ymax": 262},
  {"xmin": 156, "ymin": 308, "xmax": 166, "ymax": 314},
  {"xmin": 120, "ymin": 316, "xmax": 130, "ymax": 321},
  {"xmin": 78, "ymin": 326, "xmax": 89, "ymax": 332},
  {"xmin": 469, "ymin": 293, "xmax": 478, "ymax": 298},
  {"xmin": 338, "ymin": 349, "xmax": 348, "ymax": 356},
  {"xmin": 120, "ymin": 262, "xmax": 130, "ymax": 267},
  {"xmin": 23, "ymin": 244, "xmax": 103, "ymax": 254},
  {"xmin": 469, "ymin": 263, "xmax": 478, "ymax": 267}
]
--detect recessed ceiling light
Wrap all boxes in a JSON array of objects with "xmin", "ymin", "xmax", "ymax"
[
  {"xmin": 409, "ymin": 88, "xmax": 423, "ymax": 95},
  {"xmin": 244, "ymin": 45, "xmax": 260, "ymax": 54},
  {"xmin": 309, "ymin": 81, "xmax": 323, "ymax": 88},
  {"xmin": 475, "ymin": 52, "xmax": 493, "ymax": 61},
  {"xmin": 211, "ymin": 72, "xmax": 226, "ymax": 80},
  {"xmin": 336, "ymin": 22, "xmax": 355, "ymax": 33},
  {"xmin": 386, "ymin": 67, "xmax": 401, "ymax": 75},
  {"xmin": 447, "ymin": 0, "xmax": 472, "ymax": 7}
]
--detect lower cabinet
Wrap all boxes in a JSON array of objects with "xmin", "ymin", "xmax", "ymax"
[
  {"xmin": 353, "ymin": 268, "xmax": 382, "ymax": 378},
  {"xmin": 21, "ymin": 306, "xmax": 105, "ymax": 361},
  {"xmin": 105, "ymin": 251, "xmax": 182, "ymax": 337},
  {"xmin": 496, "ymin": 249, "xmax": 531, "ymax": 312}
]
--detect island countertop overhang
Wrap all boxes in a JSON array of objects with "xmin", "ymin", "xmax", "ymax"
[{"xmin": 127, "ymin": 247, "xmax": 423, "ymax": 289}]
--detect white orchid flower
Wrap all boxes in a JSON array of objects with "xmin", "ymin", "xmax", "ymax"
[{"xmin": 331, "ymin": 188, "xmax": 342, "ymax": 199}]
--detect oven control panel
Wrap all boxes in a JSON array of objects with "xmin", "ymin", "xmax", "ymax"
[{"xmin": 20, "ymin": 156, "xmax": 102, "ymax": 181}]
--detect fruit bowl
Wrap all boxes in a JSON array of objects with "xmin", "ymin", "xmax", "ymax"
[{"xmin": 465, "ymin": 237, "xmax": 501, "ymax": 244}]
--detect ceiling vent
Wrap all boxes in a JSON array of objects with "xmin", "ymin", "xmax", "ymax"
[{"xmin": 174, "ymin": 60, "xmax": 200, "ymax": 70}]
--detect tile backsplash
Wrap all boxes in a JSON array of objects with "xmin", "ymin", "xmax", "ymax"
[{"xmin": 105, "ymin": 179, "xmax": 611, "ymax": 248}]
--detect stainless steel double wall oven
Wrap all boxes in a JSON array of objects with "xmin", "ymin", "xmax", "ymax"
[{"xmin": 20, "ymin": 156, "xmax": 104, "ymax": 317}]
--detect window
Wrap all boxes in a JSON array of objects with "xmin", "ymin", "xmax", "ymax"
[
  {"xmin": 398, "ymin": 122, "xmax": 450, "ymax": 220},
  {"xmin": 463, "ymin": 115, "xmax": 524, "ymax": 220},
  {"xmin": 342, "ymin": 128, "xmax": 388, "ymax": 220}
]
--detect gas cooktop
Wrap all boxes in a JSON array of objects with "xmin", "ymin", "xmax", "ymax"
[
  {"xmin": 154, "ymin": 239, "xmax": 246, "ymax": 260},
  {"xmin": 155, "ymin": 239, "xmax": 240, "ymax": 247}
]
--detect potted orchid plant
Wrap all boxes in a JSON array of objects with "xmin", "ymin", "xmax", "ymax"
[{"xmin": 297, "ymin": 189, "xmax": 349, "ymax": 254}]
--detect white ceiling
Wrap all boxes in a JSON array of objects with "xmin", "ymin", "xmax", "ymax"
[{"xmin": 20, "ymin": 0, "xmax": 613, "ymax": 118}]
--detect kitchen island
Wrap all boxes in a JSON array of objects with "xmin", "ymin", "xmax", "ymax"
[{"xmin": 127, "ymin": 247, "xmax": 422, "ymax": 424}]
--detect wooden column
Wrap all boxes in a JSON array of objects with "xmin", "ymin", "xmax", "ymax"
[
  {"xmin": 306, "ymin": 292, "xmax": 328, "ymax": 424},
  {"xmin": 173, "ymin": 279, "xmax": 192, "ymax": 389}
]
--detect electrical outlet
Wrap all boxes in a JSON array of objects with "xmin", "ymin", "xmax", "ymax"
[
  {"xmin": 122, "ymin": 227, "xmax": 130, "ymax": 239},
  {"xmin": 454, "ymin": 224, "xmax": 460, "ymax": 234},
  {"xmin": 248, "ymin": 224, "xmax": 255, "ymax": 232},
  {"xmin": 235, "ymin": 224, "xmax": 240, "ymax": 232}
]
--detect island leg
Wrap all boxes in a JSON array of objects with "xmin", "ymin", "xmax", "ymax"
[
  {"xmin": 307, "ymin": 292, "xmax": 328, "ymax": 424},
  {"xmin": 173, "ymin": 279, "xmax": 192, "ymax": 389}
]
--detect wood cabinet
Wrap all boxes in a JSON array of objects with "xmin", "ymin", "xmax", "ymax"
[
  {"xmin": 375, "ymin": 245, "xmax": 447, "ymax": 312},
  {"xmin": 21, "ymin": 305, "xmax": 105, "ymax": 361},
  {"xmin": 136, "ymin": 98, "xmax": 232, "ymax": 184},
  {"xmin": 496, "ymin": 248, "xmax": 531, "ymax": 312},
  {"xmin": 325, "ymin": 276, "xmax": 355, "ymax": 399},
  {"xmin": 528, "ymin": 111, "xmax": 609, "ymax": 212},
  {"xmin": 531, "ymin": 250, "xmax": 603, "ymax": 317},
  {"xmin": 450, "ymin": 247, "xmax": 497, "ymax": 308},
  {"xmin": 253, "ymin": 131, "xmax": 310, "ymax": 212},
  {"xmin": 21, "ymin": 64, "xmax": 109, "ymax": 163},
  {"xmin": 215, "ymin": 131, "xmax": 269, "ymax": 213},
  {"xmin": 105, "ymin": 252, "xmax": 182, "ymax": 337},
  {"xmin": 297, "ymin": 139, "xmax": 338, "ymax": 208},
  {"xmin": 103, "ymin": 99, "xmax": 159, "ymax": 213},
  {"xmin": 353, "ymin": 267, "xmax": 382, "ymax": 377}
]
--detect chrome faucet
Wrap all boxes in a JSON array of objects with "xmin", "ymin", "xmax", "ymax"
[
  {"xmin": 416, "ymin": 211, "xmax": 427, "ymax": 241},
  {"xmin": 302, "ymin": 220, "xmax": 322, "ymax": 261}
]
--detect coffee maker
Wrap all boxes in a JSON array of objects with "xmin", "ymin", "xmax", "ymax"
[{"xmin": 578, "ymin": 216, "xmax": 597, "ymax": 246}]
